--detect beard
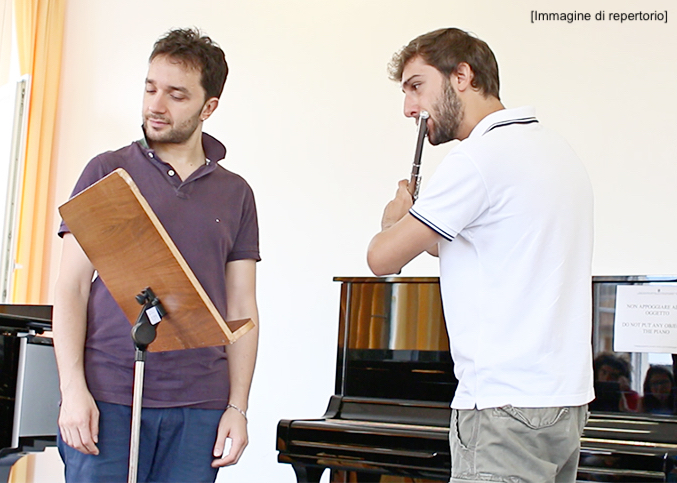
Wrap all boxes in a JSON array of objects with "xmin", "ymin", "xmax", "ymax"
[
  {"xmin": 427, "ymin": 79, "xmax": 464, "ymax": 146},
  {"xmin": 143, "ymin": 109, "xmax": 202, "ymax": 144}
]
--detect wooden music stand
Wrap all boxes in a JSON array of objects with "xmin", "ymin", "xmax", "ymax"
[
  {"xmin": 60, "ymin": 168, "xmax": 256, "ymax": 482},
  {"xmin": 58, "ymin": 168, "xmax": 254, "ymax": 352}
]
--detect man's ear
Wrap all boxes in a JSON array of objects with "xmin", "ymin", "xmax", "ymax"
[
  {"xmin": 201, "ymin": 97, "xmax": 219, "ymax": 121},
  {"xmin": 451, "ymin": 62, "xmax": 475, "ymax": 93}
]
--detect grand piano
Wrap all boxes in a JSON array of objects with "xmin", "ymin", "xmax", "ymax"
[
  {"xmin": 0, "ymin": 305, "xmax": 59, "ymax": 482},
  {"xmin": 277, "ymin": 276, "xmax": 677, "ymax": 482}
]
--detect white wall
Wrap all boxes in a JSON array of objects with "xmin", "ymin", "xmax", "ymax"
[{"xmin": 41, "ymin": 0, "xmax": 677, "ymax": 481}]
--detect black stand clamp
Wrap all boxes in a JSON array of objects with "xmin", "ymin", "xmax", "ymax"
[{"xmin": 128, "ymin": 288, "xmax": 167, "ymax": 483}]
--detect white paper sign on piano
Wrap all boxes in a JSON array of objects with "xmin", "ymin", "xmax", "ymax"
[{"xmin": 614, "ymin": 284, "xmax": 677, "ymax": 353}]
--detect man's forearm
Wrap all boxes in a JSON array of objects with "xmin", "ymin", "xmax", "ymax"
[
  {"xmin": 225, "ymin": 324, "xmax": 258, "ymax": 412},
  {"xmin": 223, "ymin": 259, "xmax": 259, "ymax": 413},
  {"xmin": 53, "ymin": 236, "xmax": 95, "ymax": 394},
  {"xmin": 53, "ymin": 283, "xmax": 91, "ymax": 392},
  {"xmin": 368, "ymin": 214, "xmax": 442, "ymax": 276}
]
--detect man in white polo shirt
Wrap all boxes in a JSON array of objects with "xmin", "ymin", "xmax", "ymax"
[{"xmin": 367, "ymin": 28, "xmax": 594, "ymax": 483}]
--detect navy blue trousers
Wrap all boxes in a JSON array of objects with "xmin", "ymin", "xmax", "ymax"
[{"xmin": 57, "ymin": 401, "xmax": 223, "ymax": 483}]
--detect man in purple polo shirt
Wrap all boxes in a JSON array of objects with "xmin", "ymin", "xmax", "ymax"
[{"xmin": 53, "ymin": 28, "xmax": 260, "ymax": 482}]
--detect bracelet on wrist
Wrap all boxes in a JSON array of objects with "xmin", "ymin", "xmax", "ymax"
[{"xmin": 226, "ymin": 403, "xmax": 247, "ymax": 421}]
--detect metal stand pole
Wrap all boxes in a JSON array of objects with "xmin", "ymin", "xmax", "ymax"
[
  {"xmin": 128, "ymin": 349, "xmax": 146, "ymax": 483},
  {"xmin": 127, "ymin": 288, "xmax": 166, "ymax": 483}
]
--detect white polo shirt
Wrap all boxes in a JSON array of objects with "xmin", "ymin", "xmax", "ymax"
[{"xmin": 410, "ymin": 106, "xmax": 594, "ymax": 410}]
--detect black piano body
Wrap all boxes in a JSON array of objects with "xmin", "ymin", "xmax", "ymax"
[
  {"xmin": 278, "ymin": 277, "xmax": 454, "ymax": 482},
  {"xmin": 0, "ymin": 304, "xmax": 59, "ymax": 482},
  {"xmin": 277, "ymin": 276, "xmax": 677, "ymax": 482}
]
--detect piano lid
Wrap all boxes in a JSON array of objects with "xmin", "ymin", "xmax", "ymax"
[
  {"xmin": 334, "ymin": 277, "xmax": 456, "ymax": 405},
  {"xmin": 0, "ymin": 305, "xmax": 52, "ymax": 333},
  {"xmin": 334, "ymin": 276, "xmax": 440, "ymax": 284}
]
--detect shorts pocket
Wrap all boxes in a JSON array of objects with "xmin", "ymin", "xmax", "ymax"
[
  {"xmin": 452, "ymin": 409, "xmax": 480, "ymax": 451},
  {"xmin": 496, "ymin": 405, "xmax": 569, "ymax": 430},
  {"xmin": 579, "ymin": 405, "xmax": 590, "ymax": 435}
]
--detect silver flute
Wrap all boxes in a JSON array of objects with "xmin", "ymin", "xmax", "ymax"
[{"xmin": 408, "ymin": 110, "xmax": 429, "ymax": 200}]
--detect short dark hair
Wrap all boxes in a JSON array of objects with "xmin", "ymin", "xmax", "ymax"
[
  {"xmin": 593, "ymin": 353, "xmax": 631, "ymax": 380},
  {"xmin": 388, "ymin": 27, "xmax": 500, "ymax": 100},
  {"xmin": 150, "ymin": 28, "xmax": 228, "ymax": 100}
]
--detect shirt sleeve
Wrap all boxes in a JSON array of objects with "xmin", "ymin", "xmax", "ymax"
[
  {"xmin": 227, "ymin": 183, "xmax": 261, "ymax": 262},
  {"xmin": 57, "ymin": 155, "xmax": 113, "ymax": 238},
  {"xmin": 409, "ymin": 149, "xmax": 490, "ymax": 242}
]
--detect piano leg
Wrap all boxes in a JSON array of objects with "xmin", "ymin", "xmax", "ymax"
[{"xmin": 292, "ymin": 463, "xmax": 326, "ymax": 483}]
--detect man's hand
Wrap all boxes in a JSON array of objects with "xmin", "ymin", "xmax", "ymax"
[
  {"xmin": 368, "ymin": 180, "xmax": 442, "ymax": 276},
  {"xmin": 211, "ymin": 407, "xmax": 248, "ymax": 467},
  {"xmin": 381, "ymin": 180, "xmax": 414, "ymax": 231},
  {"xmin": 58, "ymin": 384, "xmax": 100, "ymax": 455}
]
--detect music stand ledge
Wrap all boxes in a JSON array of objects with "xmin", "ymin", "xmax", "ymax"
[{"xmin": 59, "ymin": 168, "xmax": 254, "ymax": 352}]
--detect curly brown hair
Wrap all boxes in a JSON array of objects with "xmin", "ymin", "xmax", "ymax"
[
  {"xmin": 150, "ymin": 27, "xmax": 228, "ymax": 100},
  {"xmin": 388, "ymin": 28, "xmax": 500, "ymax": 100}
]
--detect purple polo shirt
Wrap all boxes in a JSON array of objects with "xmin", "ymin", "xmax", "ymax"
[{"xmin": 59, "ymin": 132, "xmax": 260, "ymax": 409}]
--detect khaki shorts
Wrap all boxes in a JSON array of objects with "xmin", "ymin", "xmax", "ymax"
[{"xmin": 449, "ymin": 405, "xmax": 589, "ymax": 483}]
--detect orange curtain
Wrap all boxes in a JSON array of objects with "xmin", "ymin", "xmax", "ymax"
[{"xmin": 11, "ymin": 0, "xmax": 66, "ymax": 303}]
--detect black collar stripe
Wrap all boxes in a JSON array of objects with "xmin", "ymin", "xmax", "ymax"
[{"xmin": 484, "ymin": 117, "xmax": 539, "ymax": 135}]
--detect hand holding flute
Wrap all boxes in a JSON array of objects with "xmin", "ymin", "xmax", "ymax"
[
  {"xmin": 380, "ymin": 111, "xmax": 430, "ymax": 231},
  {"xmin": 369, "ymin": 110, "xmax": 439, "ymax": 276}
]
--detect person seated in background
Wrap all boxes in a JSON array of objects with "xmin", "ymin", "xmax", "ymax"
[
  {"xmin": 641, "ymin": 365, "xmax": 676, "ymax": 415},
  {"xmin": 592, "ymin": 353, "xmax": 639, "ymax": 412}
]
